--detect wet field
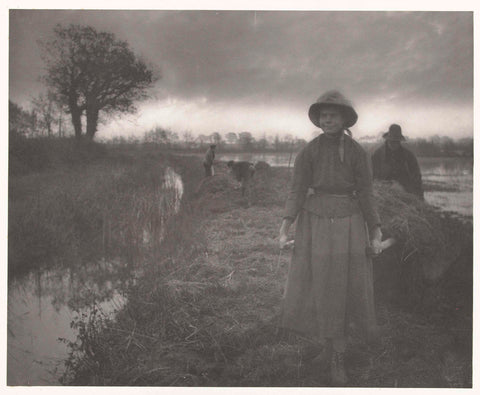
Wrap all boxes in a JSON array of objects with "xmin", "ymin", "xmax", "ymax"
[
  {"xmin": 7, "ymin": 154, "xmax": 472, "ymax": 385},
  {"xmin": 7, "ymin": 167, "xmax": 184, "ymax": 385},
  {"xmin": 219, "ymin": 153, "xmax": 473, "ymax": 217}
]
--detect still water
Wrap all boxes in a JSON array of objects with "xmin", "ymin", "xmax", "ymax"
[
  {"xmin": 8, "ymin": 261, "xmax": 128, "ymax": 385},
  {"xmin": 219, "ymin": 153, "xmax": 473, "ymax": 217},
  {"xmin": 7, "ymin": 167, "xmax": 184, "ymax": 386},
  {"xmin": 419, "ymin": 157, "xmax": 473, "ymax": 217}
]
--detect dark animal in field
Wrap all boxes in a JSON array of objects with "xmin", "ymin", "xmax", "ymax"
[
  {"xmin": 227, "ymin": 160, "xmax": 255, "ymax": 196},
  {"xmin": 254, "ymin": 161, "xmax": 271, "ymax": 172}
]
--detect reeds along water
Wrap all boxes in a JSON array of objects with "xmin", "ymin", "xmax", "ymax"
[
  {"xmin": 8, "ymin": 152, "xmax": 187, "ymax": 385},
  {"xmin": 7, "ymin": 261, "xmax": 127, "ymax": 385},
  {"xmin": 9, "ymin": 157, "xmax": 185, "ymax": 277},
  {"xmin": 142, "ymin": 167, "xmax": 184, "ymax": 249}
]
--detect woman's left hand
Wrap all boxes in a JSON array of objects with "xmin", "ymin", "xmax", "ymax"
[{"xmin": 370, "ymin": 226, "xmax": 383, "ymax": 255}]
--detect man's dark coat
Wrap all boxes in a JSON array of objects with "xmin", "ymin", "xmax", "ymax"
[{"xmin": 372, "ymin": 144, "xmax": 424, "ymax": 199}]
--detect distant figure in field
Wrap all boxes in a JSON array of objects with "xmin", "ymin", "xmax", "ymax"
[
  {"xmin": 372, "ymin": 124, "xmax": 424, "ymax": 200},
  {"xmin": 203, "ymin": 144, "xmax": 216, "ymax": 177},
  {"xmin": 227, "ymin": 160, "xmax": 255, "ymax": 196},
  {"xmin": 254, "ymin": 161, "xmax": 271, "ymax": 172}
]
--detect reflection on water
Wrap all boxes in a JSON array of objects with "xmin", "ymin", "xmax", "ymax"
[
  {"xmin": 221, "ymin": 153, "xmax": 473, "ymax": 175},
  {"xmin": 163, "ymin": 166, "xmax": 184, "ymax": 209},
  {"xmin": 220, "ymin": 152, "xmax": 295, "ymax": 168},
  {"xmin": 425, "ymin": 191, "xmax": 473, "ymax": 217},
  {"xmin": 220, "ymin": 153, "xmax": 473, "ymax": 216},
  {"xmin": 418, "ymin": 157, "xmax": 473, "ymax": 217},
  {"xmin": 418, "ymin": 157, "xmax": 473, "ymax": 176},
  {"xmin": 8, "ymin": 262, "xmax": 128, "ymax": 385},
  {"xmin": 8, "ymin": 166, "xmax": 184, "ymax": 385},
  {"xmin": 142, "ymin": 167, "xmax": 184, "ymax": 245}
]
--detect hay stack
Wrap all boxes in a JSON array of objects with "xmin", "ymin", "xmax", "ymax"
[
  {"xmin": 373, "ymin": 181, "xmax": 462, "ymax": 285},
  {"xmin": 254, "ymin": 161, "xmax": 271, "ymax": 171},
  {"xmin": 194, "ymin": 172, "xmax": 241, "ymax": 213},
  {"xmin": 194, "ymin": 161, "xmax": 282, "ymax": 210}
]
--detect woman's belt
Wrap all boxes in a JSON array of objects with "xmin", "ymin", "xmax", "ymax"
[
  {"xmin": 303, "ymin": 189, "xmax": 360, "ymax": 218},
  {"xmin": 310, "ymin": 187, "xmax": 357, "ymax": 198}
]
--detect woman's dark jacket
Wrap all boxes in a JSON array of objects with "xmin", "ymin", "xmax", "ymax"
[{"xmin": 284, "ymin": 133, "xmax": 381, "ymax": 232}]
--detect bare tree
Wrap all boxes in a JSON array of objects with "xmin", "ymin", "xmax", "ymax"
[
  {"xmin": 9, "ymin": 101, "xmax": 31, "ymax": 138},
  {"xmin": 39, "ymin": 24, "xmax": 157, "ymax": 141},
  {"xmin": 182, "ymin": 130, "xmax": 194, "ymax": 148},
  {"xmin": 238, "ymin": 131, "xmax": 254, "ymax": 150},
  {"xmin": 144, "ymin": 127, "xmax": 178, "ymax": 146},
  {"xmin": 257, "ymin": 134, "xmax": 268, "ymax": 151},
  {"xmin": 225, "ymin": 132, "xmax": 238, "ymax": 144},
  {"xmin": 210, "ymin": 132, "xmax": 222, "ymax": 146},
  {"xmin": 196, "ymin": 134, "xmax": 210, "ymax": 145},
  {"xmin": 31, "ymin": 92, "xmax": 58, "ymax": 137}
]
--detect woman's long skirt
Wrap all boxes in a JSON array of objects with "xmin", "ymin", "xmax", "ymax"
[{"xmin": 281, "ymin": 209, "xmax": 377, "ymax": 342}]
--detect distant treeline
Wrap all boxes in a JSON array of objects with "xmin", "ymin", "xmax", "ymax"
[
  {"xmin": 361, "ymin": 137, "xmax": 473, "ymax": 158},
  {"xmin": 111, "ymin": 126, "xmax": 474, "ymax": 158},
  {"xmin": 10, "ymin": 100, "xmax": 473, "ymax": 158}
]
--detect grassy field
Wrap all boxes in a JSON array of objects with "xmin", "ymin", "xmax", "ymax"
[
  {"xmin": 47, "ymin": 155, "xmax": 472, "ymax": 387},
  {"xmin": 8, "ymin": 138, "xmax": 203, "ymax": 279}
]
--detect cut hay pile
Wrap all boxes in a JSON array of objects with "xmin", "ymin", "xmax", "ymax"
[
  {"xmin": 253, "ymin": 161, "xmax": 271, "ymax": 172},
  {"xmin": 194, "ymin": 161, "xmax": 284, "ymax": 213},
  {"xmin": 373, "ymin": 181, "xmax": 468, "ymax": 306},
  {"xmin": 194, "ymin": 172, "xmax": 242, "ymax": 214},
  {"xmin": 374, "ymin": 181, "xmax": 449, "ymax": 280}
]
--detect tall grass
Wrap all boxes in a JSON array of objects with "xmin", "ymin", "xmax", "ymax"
[
  {"xmin": 8, "ymin": 138, "xmax": 198, "ymax": 278},
  {"xmin": 59, "ymin": 162, "xmax": 472, "ymax": 387},
  {"xmin": 9, "ymin": 136, "xmax": 109, "ymax": 176}
]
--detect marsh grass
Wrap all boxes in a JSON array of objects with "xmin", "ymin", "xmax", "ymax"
[
  {"xmin": 17, "ymin": 145, "xmax": 469, "ymax": 387},
  {"xmin": 8, "ymin": 139, "xmax": 197, "ymax": 278},
  {"xmin": 9, "ymin": 136, "xmax": 108, "ymax": 176}
]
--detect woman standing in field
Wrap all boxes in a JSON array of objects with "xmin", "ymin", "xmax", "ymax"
[{"xmin": 278, "ymin": 90, "xmax": 383, "ymax": 385}]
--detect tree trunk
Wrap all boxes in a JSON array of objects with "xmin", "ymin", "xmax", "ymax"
[
  {"xmin": 70, "ymin": 108, "xmax": 83, "ymax": 140},
  {"xmin": 86, "ymin": 105, "xmax": 99, "ymax": 140},
  {"xmin": 68, "ymin": 92, "xmax": 83, "ymax": 140},
  {"xmin": 58, "ymin": 112, "xmax": 63, "ymax": 137}
]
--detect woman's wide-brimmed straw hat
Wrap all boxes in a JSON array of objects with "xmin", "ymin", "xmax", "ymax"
[
  {"xmin": 382, "ymin": 124, "xmax": 406, "ymax": 141},
  {"xmin": 308, "ymin": 90, "xmax": 358, "ymax": 128}
]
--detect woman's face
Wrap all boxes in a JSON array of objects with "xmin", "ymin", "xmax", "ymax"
[{"xmin": 318, "ymin": 106, "xmax": 345, "ymax": 135}]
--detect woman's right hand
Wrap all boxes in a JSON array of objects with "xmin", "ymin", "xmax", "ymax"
[
  {"xmin": 279, "ymin": 232, "xmax": 288, "ymax": 249},
  {"xmin": 279, "ymin": 218, "xmax": 293, "ymax": 249}
]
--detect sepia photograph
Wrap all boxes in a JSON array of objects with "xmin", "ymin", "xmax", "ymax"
[{"xmin": 5, "ymin": 2, "xmax": 475, "ymax": 390}]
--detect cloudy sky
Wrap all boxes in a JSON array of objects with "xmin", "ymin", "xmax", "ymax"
[{"xmin": 9, "ymin": 8, "xmax": 473, "ymax": 141}]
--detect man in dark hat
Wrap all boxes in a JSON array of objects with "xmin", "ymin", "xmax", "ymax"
[
  {"xmin": 203, "ymin": 144, "xmax": 216, "ymax": 177},
  {"xmin": 372, "ymin": 124, "xmax": 424, "ymax": 199}
]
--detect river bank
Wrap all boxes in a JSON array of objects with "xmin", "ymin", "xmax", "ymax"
[
  {"xmin": 7, "ymin": 142, "xmax": 205, "ymax": 384},
  {"xmin": 59, "ymin": 158, "xmax": 472, "ymax": 387}
]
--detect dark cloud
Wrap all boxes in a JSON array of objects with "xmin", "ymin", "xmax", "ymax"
[{"xmin": 9, "ymin": 9, "xmax": 473, "ymax": 138}]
